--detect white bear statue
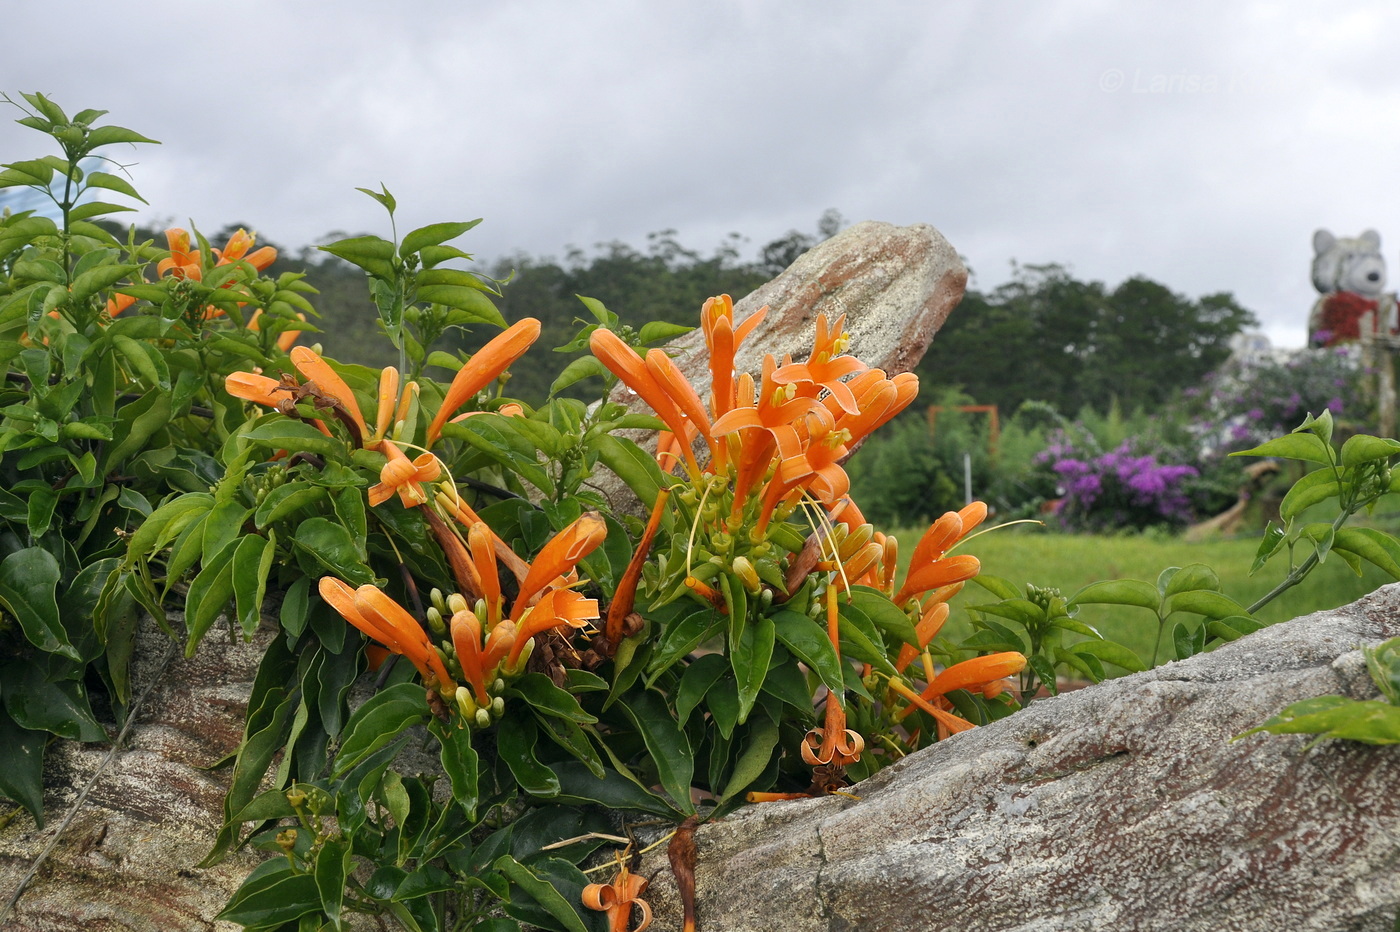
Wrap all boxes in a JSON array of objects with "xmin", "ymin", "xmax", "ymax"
[{"xmin": 1309, "ymin": 228, "xmax": 1396, "ymax": 346}]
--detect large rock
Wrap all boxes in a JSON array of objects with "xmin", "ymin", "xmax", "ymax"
[
  {"xmin": 641, "ymin": 584, "xmax": 1400, "ymax": 932},
  {"xmin": 598, "ymin": 219, "xmax": 966, "ymax": 510},
  {"xmin": 657, "ymin": 219, "xmax": 967, "ymax": 385}
]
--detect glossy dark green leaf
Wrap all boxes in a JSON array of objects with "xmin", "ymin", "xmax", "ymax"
[
  {"xmin": 836, "ymin": 602, "xmax": 895, "ymax": 675},
  {"xmin": 292, "ymin": 517, "xmax": 374, "ymax": 585},
  {"xmin": 0, "ymin": 547, "xmax": 74, "ymax": 659},
  {"xmin": 184, "ymin": 537, "xmax": 239, "ymax": 654},
  {"xmin": 493, "ymin": 856, "xmax": 590, "ymax": 932},
  {"xmin": 0, "ymin": 709, "xmax": 47, "ymax": 826},
  {"xmin": 548, "ymin": 760, "xmax": 680, "ymax": 817},
  {"xmin": 1, "ymin": 661, "xmax": 105, "ymax": 741},
  {"xmin": 232, "ymin": 532, "xmax": 274, "ymax": 639},
  {"xmin": 771, "ymin": 609, "xmax": 845, "ymax": 694},
  {"xmin": 497, "ymin": 715, "xmax": 561, "ymax": 797},
  {"xmin": 254, "ymin": 481, "xmax": 328, "ymax": 528},
  {"xmin": 333, "ymin": 682, "xmax": 430, "ymax": 776},
  {"xmin": 243, "ymin": 419, "xmax": 347, "ymax": 459},
  {"xmin": 216, "ymin": 859, "xmax": 321, "ymax": 926},
  {"xmin": 508, "ymin": 673, "xmax": 598, "ymax": 724},
  {"xmin": 617, "ymin": 689, "xmax": 694, "ymax": 813},
  {"xmin": 718, "ymin": 708, "xmax": 780, "ymax": 802},
  {"xmin": 846, "ymin": 586, "xmax": 919, "ymax": 648},
  {"xmin": 429, "ymin": 717, "xmax": 479, "ymax": 818},
  {"xmin": 315, "ymin": 836, "xmax": 352, "ymax": 927},
  {"xmin": 645, "ymin": 607, "xmax": 722, "ymax": 682},
  {"xmin": 676, "ymin": 653, "xmax": 728, "ymax": 725},
  {"xmin": 731, "ymin": 614, "xmax": 775, "ymax": 725}
]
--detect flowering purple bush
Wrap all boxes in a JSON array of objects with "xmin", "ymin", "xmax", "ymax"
[
  {"xmin": 1042, "ymin": 440, "xmax": 1200, "ymax": 532},
  {"xmin": 1186, "ymin": 346, "xmax": 1364, "ymax": 454}
]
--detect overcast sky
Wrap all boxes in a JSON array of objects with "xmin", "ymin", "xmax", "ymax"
[{"xmin": 3, "ymin": 1, "xmax": 1397, "ymax": 348}]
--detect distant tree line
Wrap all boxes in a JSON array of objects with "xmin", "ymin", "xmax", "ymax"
[{"xmin": 95, "ymin": 217, "xmax": 1256, "ymax": 417}]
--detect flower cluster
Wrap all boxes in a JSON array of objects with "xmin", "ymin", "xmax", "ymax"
[{"xmin": 1045, "ymin": 441, "xmax": 1199, "ymax": 532}]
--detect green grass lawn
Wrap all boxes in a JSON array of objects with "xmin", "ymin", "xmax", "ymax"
[{"xmin": 893, "ymin": 523, "xmax": 1396, "ymax": 670}]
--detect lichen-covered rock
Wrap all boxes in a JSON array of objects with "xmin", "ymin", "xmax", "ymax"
[
  {"xmin": 641, "ymin": 584, "xmax": 1400, "ymax": 932},
  {"xmin": 598, "ymin": 219, "xmax": 966, "ymax": 511},
  {"xmin": 653, "ymin": 219, "xmax": 966, "ymax": 386}
]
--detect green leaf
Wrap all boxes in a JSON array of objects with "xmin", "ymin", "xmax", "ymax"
[
  {"xmin": 416, "ymin": 285, "xmax": 506, "ymax": 325},
  {"xmin": 1164, "ymin": 562, "xmax": 1220, "ymax": 595},
  {"xmin": 85, "ymin": 170, "xmax": 147, "ymax": 204},
  {"xmin": 846, "ymin": 585, "xmax": 920, "ymax": 648},
  {"xmin": 400, "ymin": 220, "xmax": 480, "ymax": 257},
  {"xmin": 232, "ymin": 533, "xmax": 274, "ymax": 639},
  {"xmin": 617, "ymin": 689, "xmax": 695, "ymax": 813},
  {"xmin": 242, "ymin": 419, "xmax": 347, "ymax": 459},
  {"xmin": 0, "ymin": 547, "xmax": 73, "ymax": 659},
  {"xmin": 26, "ymin": 486, "xmax": 57, "ymax": 538},
  {"xmin": 1, "ymin": 661, "xmax": 105, "ymax": 741},
  {"xmin": 676, "ymin": 653, "xmax": 728, "ymax": 725},
  {"xmin": 645, "ymin": 607, "xmax": 723, "ymax": 681},
  {"xmin": 593, "ymin": 434, "xmax": 667, "ymax": 507},
  {"xmin": 1069, "ymin": 578, "xmax": 1160, "ymax": 611},
  {"xmin": 1071, "ymin": 640, "xmax": 1147, "ymax": 673},
  {"xmin": 1250, "ymin": 522, "xmax": 1287, "ymax": 575},
  {"xmin": 1241, "ymin": 695, "xmax": 1400, "ymax": 745},
  {"xmin": 971, "ymin": 574, "xmax": 1021, "ymax": 601},
  {"xmin": 1173, "ymin": 620, "xmax": 1207, "ymax": 659},
  {"xmin": 507, "ymin": 673, "xmax": 598, "ymax": 724},
  {"xmin": 315, "ymin": 837, "xmax": 352, "ymax": 928},
  {"xmin": 319, "ymin": 234, "xmax": 397, "ymax": 280},
  {"xmin": 497, "ymin": 714, "xmax": 560, "ymax": 797},
  {"xmin": 1232, "ymin": 431, "xmax": 1333, "ymax": 466},
  {"xmin": 836, "ymin": 602, "xmax": 896, "ymax": 675},
  {"xmin": 185, "ymin": 538, "xmax": 239, "ymax": 653},
  {"xmin": 428, "ymin": 718, "xmax": 479, "ymax": 818},
  {"xmin": 772, "ymin": 609, "xmax": 845, "ymax": 695},
  {"xmin": 549, "ymin": 760, "xmax": 679, "ymax": 817},
  {"xmin": 718, "ymin": 708, "xmax": 780, "ymax": 802},
  {"xmin": 67, "ymin": 201, "xmax": 135, "ymax": 223},
  {"xmin": 1332, "ymin": 528, "xmax": 1400, "ymax": 580},
  {"xmin": 1167, "ymin": 589, "xmax": 1248, "ymax": 620},
  {"xmin": 637, "ymin": 320, "xmax": 694, "ymax": 344},
  {"xmin": 254, "ymin": 481, "xmax": 328, "ymax": 528},
  {"xmin": 1281, "ymin": 468, "xmax": 1343, "ymax": 521},
  {"xmin": 549, "ymin": 356, "xmax": 609, "ymax": 395},
  {"xmin": 333, "ymin": 682, "xmax": 430, "ymax": 776},
  {"xmin": 216, "ymin": 860, "xmax": 321, "ymax": 927},
  {"xmin": 292, "ymin": 517, "xmax": 374, "ymax": 585},
  {"xmin": 1340, "ymin": 433, "xmax": 1400, "ymax": 466},
  {"xmin": 85, "ymin": 125, "xmax": 159, "ymax": 148},
  {"xmin": 0, "ymin": 709, "xmax": 48, "ymax": 826},
  {"xmin": 731, "ymin": 615, "xmax": 775, "ymax": 725},
  {"xmin": 493, "ymin": 856, "xmax": 589, "ymax": 932}
]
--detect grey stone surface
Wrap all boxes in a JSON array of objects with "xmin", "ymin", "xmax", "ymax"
[{"xmin": 641, "ymin": 584, "xmax": 1400, "ymax": 932}]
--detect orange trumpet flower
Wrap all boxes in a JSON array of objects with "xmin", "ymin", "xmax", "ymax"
[
  {"xmin": 318, "ymin": 577, "xmax": 456, "ymax": 694},
  {"xmin": 368, "ymin": 439, "xmax": 442, "ymax": 507},
  {"xmin": 582, "ymin": 859, "xmax": 652, "ymax": 932},
  {"xmin": 426, "ymin": 317, "xmax": 541, "ymax": 446}
]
